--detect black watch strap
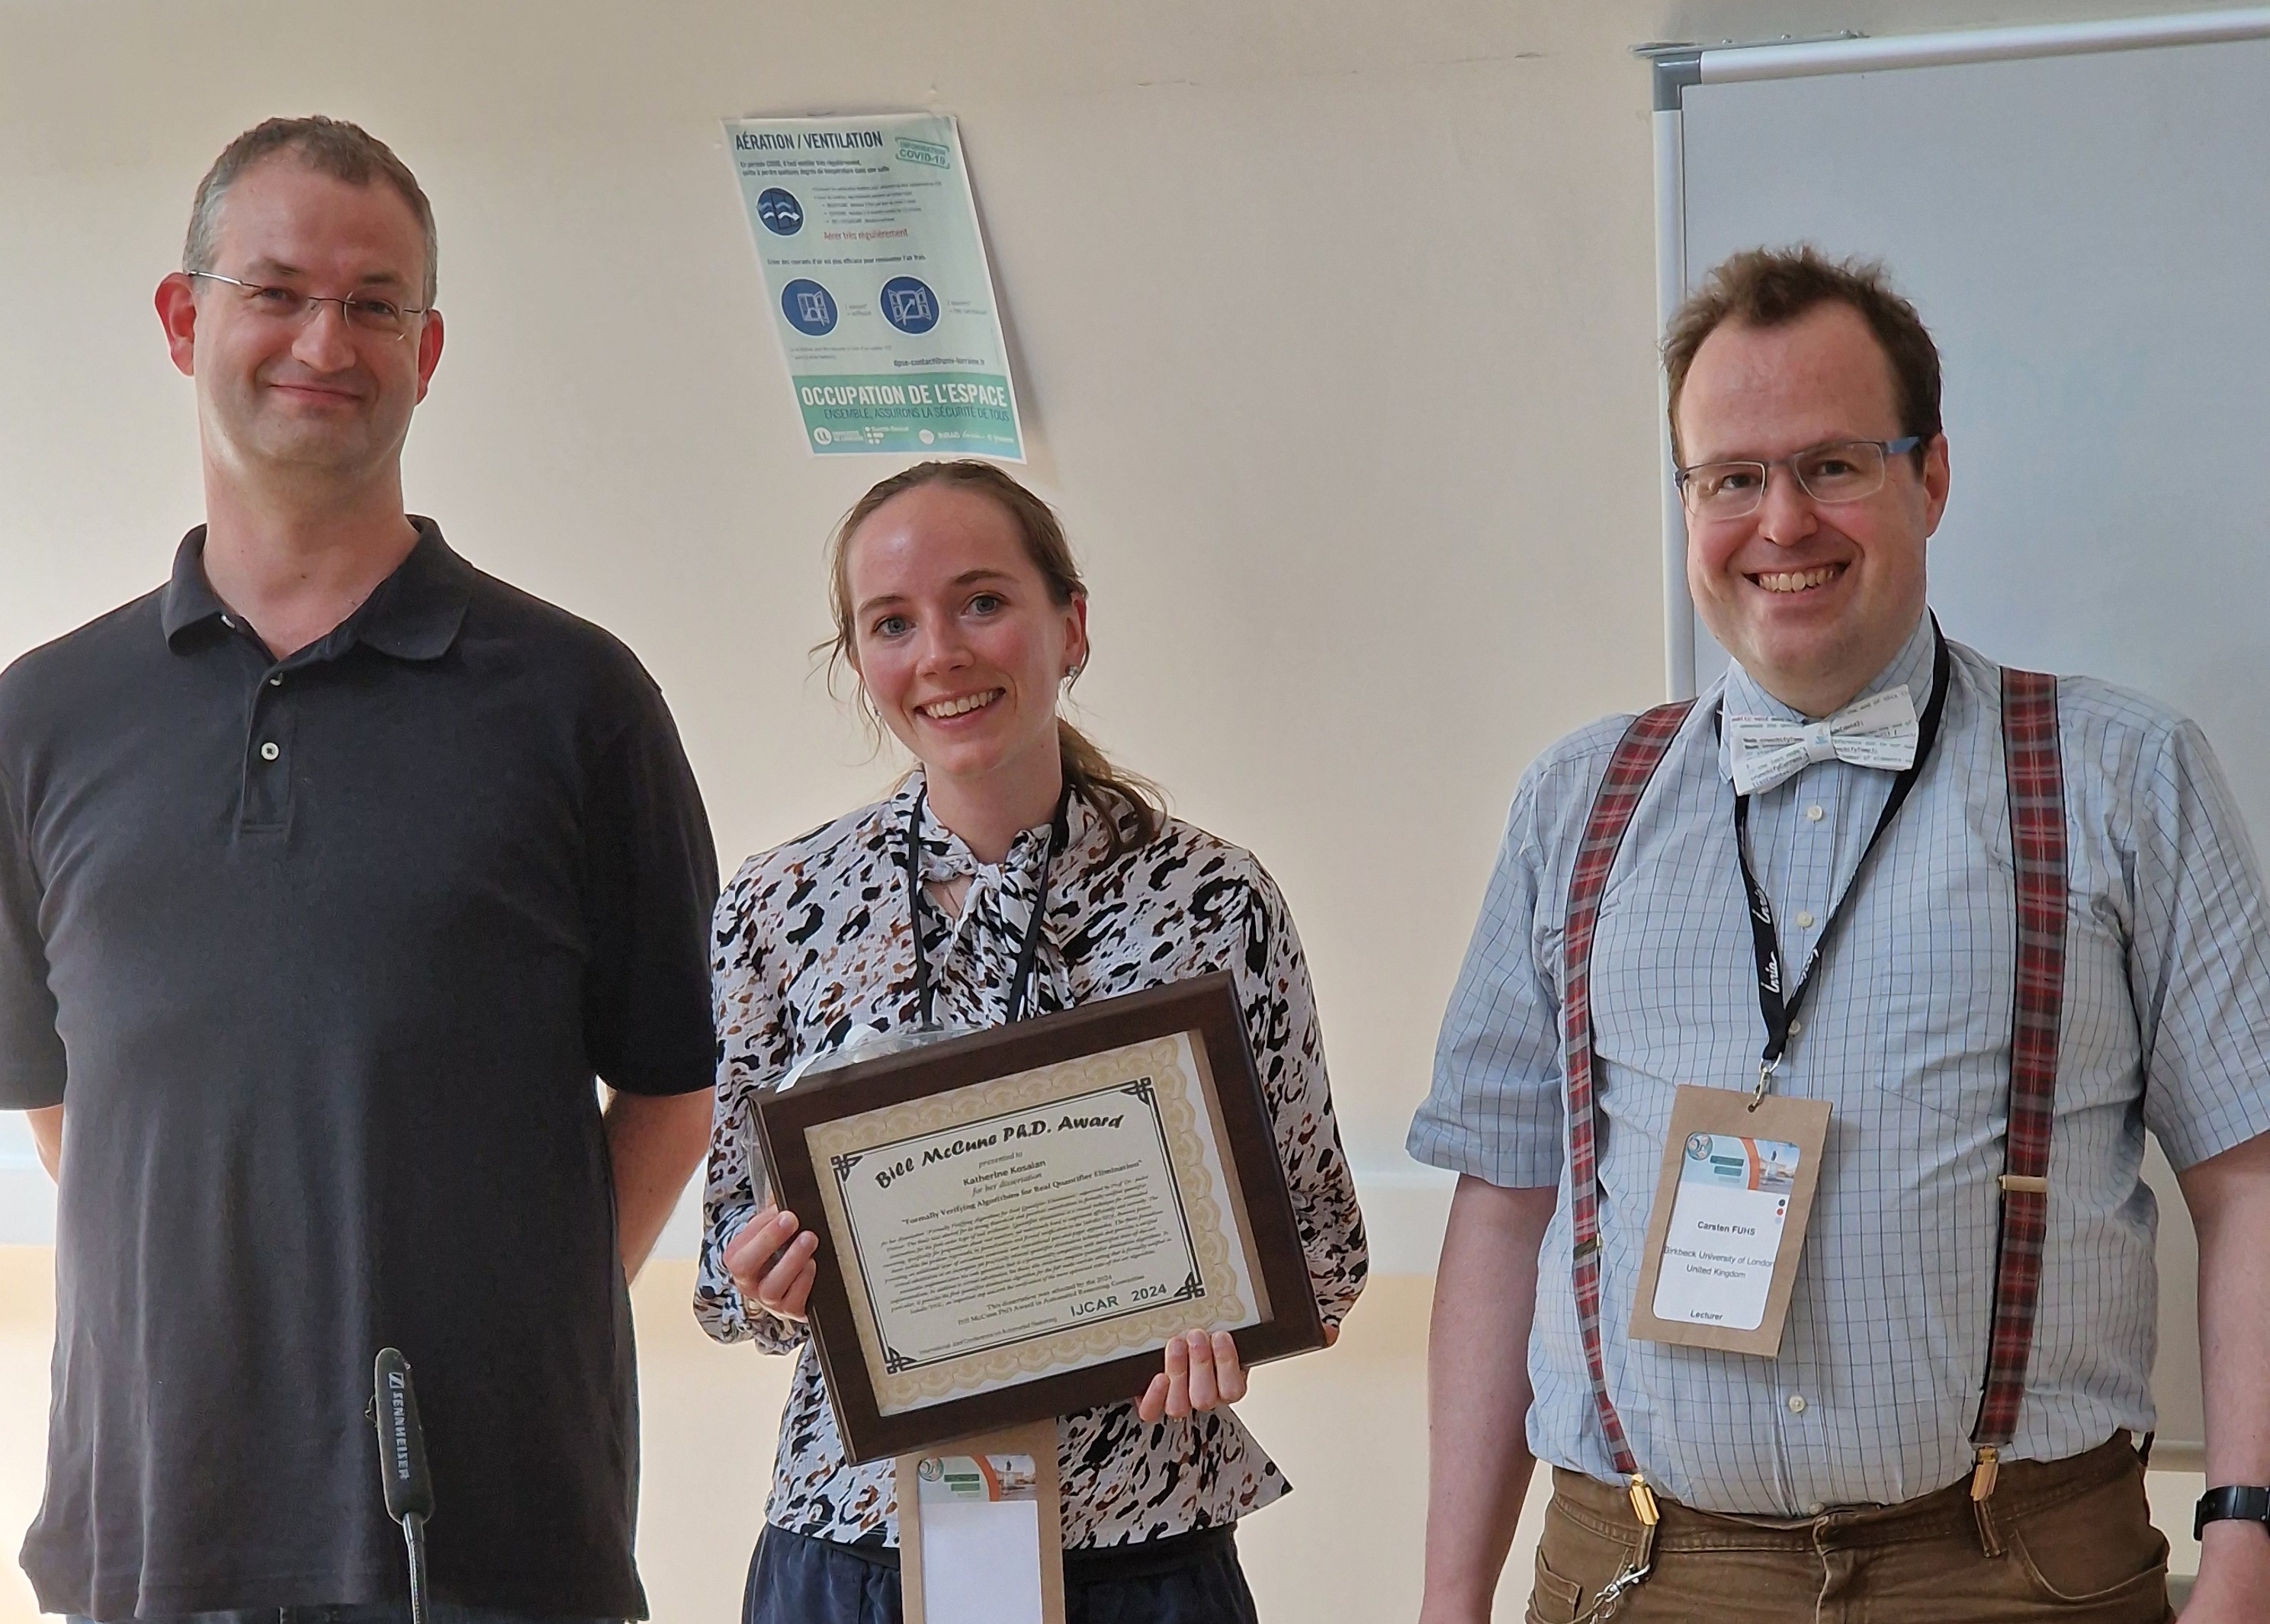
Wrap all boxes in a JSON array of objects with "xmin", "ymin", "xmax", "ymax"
[{"xmin": 2194, "ymin": 1485, "xmax": 2270, "ymax": 1539}]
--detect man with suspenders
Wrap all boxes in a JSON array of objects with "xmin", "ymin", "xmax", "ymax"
[{"xmin": 1409, "ymin": 248, "xmax": 2270, "ymax": 1622}]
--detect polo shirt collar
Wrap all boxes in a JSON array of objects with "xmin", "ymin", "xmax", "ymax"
[
  {"xmin": 161, "ymin": 516, "xmax": 473, "ymax": 661},
  {"xmin": 355, "ymin": 518, "xmax": 473, "ymax": 660},
  {"xmin": 159, "ymin": 531, "xmax": 228, "ymax": 644}
]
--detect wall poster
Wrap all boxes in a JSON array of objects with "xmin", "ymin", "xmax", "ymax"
[{"xmin": 725, "ymin": 113, "xmax": 1024, "ymax": 460}]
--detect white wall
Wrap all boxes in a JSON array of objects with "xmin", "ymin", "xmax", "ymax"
[
  {"xmin": 0, "ymin": 0, "xmax": 1668, "ymax": 1272},
  {"xmin": 0, "ymin": 0, "xmax": 2242, "ymax": 1266}
]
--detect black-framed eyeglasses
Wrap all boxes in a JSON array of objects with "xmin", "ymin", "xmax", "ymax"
[
  {"xmin": 1675, "ymin": 436, "xmax": 1924, "ymax": 521},
  {"xmin": 187, "ymin": 271, "xmax": 431, "ymax": 341}
]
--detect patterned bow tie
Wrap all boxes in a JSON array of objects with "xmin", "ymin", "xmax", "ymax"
[{"xmin": 1723, "ymin": 685, "xmax": 1920, "ymax": 795}]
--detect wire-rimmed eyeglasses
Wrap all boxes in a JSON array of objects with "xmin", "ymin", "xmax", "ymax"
[
  {"xmin": 1675, "ymin": 436, "xmax": 1923, "ymax": 521},
  {"xmin": 187, "ymin": 271, "xmax": 431, "ymax": 341}
]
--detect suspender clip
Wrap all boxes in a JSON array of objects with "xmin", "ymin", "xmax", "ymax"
[
  {"xmin": 1996, "ymin": 1173, "xmax": 2049, "ymax": 1196},
  {"xmin": 1582, "ymin": 1478, "xmax": 1662, "ymax": 1620},
  {"xmin": 1970, "ymin": 1446, "xmax": 2000, "ymax": 1501},
  {"xmin": 1628, "ymin": 1474, "xmax": 1661, "ymax": 1527}
]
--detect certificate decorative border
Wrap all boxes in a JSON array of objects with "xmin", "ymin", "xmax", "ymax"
[
  {"xmin": 808, "ymin": 1033, "xmax": 1255, "ymax": 1414},
  {"xmin": 751, "ymin": 973, "xmax": 1324, "ymax": 1465}
]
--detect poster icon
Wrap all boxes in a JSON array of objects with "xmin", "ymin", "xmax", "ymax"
[
  {"xmin": 756, "ymin": 188, "xmax": 804, "ymax": 235},
  {"xmin": 782, "ymin": 279, "xmax": 838, "ymax": 335},
  {"xmin": 881, "ymin": 275, "xmax": 940, "ymax": 334}
]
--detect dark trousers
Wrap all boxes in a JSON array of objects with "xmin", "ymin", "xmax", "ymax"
[
  {"xmin": 1527, "ymin": 1433, "xmax": 2172, "ymax": 1623},
  {"xmin": 744, "ymin": 1522, "xmax": 1263, "ymax": 1624}
]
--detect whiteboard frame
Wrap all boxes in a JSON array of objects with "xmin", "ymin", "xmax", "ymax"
[{"xmin": 1647, "ymin": 7, "xmax": 2270, "ymax": 702}]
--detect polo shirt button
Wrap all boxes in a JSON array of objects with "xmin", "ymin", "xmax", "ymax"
[
  {"xmin": 259, "ymin": 742, "xmax": 281, "ymax": 762},
  {"xmin": 220, "ymin": 615, "xmax": 235, "ymax": 629},
  {"xmin": 1806, "ymin": 1501, "xmax": 1826, "ymax": 1515},
  {"xmin": 1806, "ymin": 804, "xmax": 1825, "ymax": 821},
  {"xmin": 1787, "ymin": 1394, "xmax": 1808, "ymax": 1414},
  {"xmin": 1793, "ymin": 910, "xmax": 1816, "ymax": 929},
  {"xmin": 268, "ymin": 674, "xmax": 284, "ymax": 688}
]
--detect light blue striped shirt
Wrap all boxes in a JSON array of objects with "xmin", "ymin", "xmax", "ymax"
[{"xmin": 1409, "ymin": 614, "xmax": 2270, "ymax": 1513}]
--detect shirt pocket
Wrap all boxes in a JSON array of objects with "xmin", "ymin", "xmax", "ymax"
[
  {"xmin": 1848, "ymin": 828, "xmax": 2132, "ymax": 1125},
  {"xmin": 1585, "ymin": 872, "xmax": 1757, "ymax": 1098},
  {"xmin": 1841, "ymin": 840, "xmax": 2015, "ymax": 1124}
]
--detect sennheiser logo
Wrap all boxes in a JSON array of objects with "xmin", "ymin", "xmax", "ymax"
[{"xmin": 388, "ymin": 1372, "xmax": 410, "ymax": 1479}]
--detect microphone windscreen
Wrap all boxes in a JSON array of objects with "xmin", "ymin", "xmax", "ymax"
[{"xmin": 371, "ymin": 1346, "xmax": 435, "ymax": 1523}]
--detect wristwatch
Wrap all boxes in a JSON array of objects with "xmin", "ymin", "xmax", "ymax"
[{"xmin": 2193, "ymin": 1485, "xmax": 2270, "ymax": 1539}]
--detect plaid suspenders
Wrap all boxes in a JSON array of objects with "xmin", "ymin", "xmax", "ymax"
[
  {"xmin": 1558, "ymin": 698, "xmax": 1692, "ymax": 1609},
  {"xmin": 1563, "ymin": 700, "xmax": 1692, "ymax": 1484},
  {"xmin": 1969, "ymin": 667, "xmax": 2069, "ymax": 1502},
  {"xmin": 1561, "ymin": 671, "xmax": 2067, "ymax": 1522}
]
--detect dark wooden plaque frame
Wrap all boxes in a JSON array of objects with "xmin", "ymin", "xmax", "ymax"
[{"xmin": 753, "ymin": 972, "xmax": 1324, "ymax": 1465}]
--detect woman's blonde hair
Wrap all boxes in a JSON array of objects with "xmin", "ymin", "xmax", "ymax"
[{"xmin": 823, "ymin": 461, "xmax": 1165, "ymax": 858}]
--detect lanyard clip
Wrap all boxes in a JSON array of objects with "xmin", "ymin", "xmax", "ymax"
[
  {"xmin": 1577, "ymin": 1479, "xmax": 1662, "ymax": 1622},
  {"xmin": 1751, "ymin": 1058, "xmax": 1778, "ymax": 1111},
  {"xmin": 1589, "ymin": 1556, "xmax": 1653, "ymax": 1622}
]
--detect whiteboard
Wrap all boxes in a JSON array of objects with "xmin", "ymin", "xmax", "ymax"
[{"xmin": 1655, "ymin": 13, "xmax": 2270, "ymax": 1465}]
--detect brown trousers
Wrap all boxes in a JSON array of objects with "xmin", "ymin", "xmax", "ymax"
[{"xmin": 1527, "ymin": 1434, "xmax": 2172, "ymax": 1623}]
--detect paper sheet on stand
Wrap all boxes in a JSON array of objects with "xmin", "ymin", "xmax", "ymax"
[
  {"xmin": 907, "ymin": 1446, "xmax": 1053, "ymax": 1624},
  {"xmin": 918, "ymin": 1498, "xmax": 1045, "ymax": 1624}
]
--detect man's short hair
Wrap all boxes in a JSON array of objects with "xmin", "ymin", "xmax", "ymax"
[
  {"xmin": 1662, "ymin": 246, "xmax": 1941, "ymax": 463},
  {"xmin": 184, "ymin": 116, "xmax": 437, "ymax": 305}
]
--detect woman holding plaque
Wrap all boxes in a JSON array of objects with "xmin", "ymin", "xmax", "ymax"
[{"xmin": 696, "ymin": 461, "xmax": 1367, "ymax": 1623}]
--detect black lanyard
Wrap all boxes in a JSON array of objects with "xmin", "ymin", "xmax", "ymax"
[
  {"xmin": 904, "ymin": 786, "xmax": 1071, "ymax": 1032},
  {"xmin": 1726, "ymin": 622, "xmax": 1951, "ymax": 1098}
]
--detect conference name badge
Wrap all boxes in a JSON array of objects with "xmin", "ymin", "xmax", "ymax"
[{"xmin": 1628, "ymin": 1085, "xmax": 1831, "ymax": 1356}]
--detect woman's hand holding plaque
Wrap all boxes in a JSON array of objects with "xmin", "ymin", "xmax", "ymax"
[
  {"xmin": 727, "ymin": 1204, "xmax": 821, "ymax": 1321},
  {"xmin": 1132, "ymin": 1321, "xmax": 1345, "ymax": 1421},
  {"xmin": 1136, "ymin": 1330, "xmax": 1248, "ymax": 1421}
]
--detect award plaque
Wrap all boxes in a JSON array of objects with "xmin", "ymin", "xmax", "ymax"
[{"xmin": 752, "ymin": 972, "xmax": 1324, "ymax": 1465}]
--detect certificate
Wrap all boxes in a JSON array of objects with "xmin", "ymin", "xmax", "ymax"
[{"xmin": 754, "ymin": 974, "xmax": 1323, "ymax": 1464}]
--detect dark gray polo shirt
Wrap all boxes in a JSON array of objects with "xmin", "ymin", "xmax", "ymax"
[{"xmin": 0, "ymin": 521, "xmax": 719, "ymax": 1619}]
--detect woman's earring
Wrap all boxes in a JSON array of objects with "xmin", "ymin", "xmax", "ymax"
[{"xmin": 1064, "ymin": 661, "xmax": 1084, "ymax": 685}]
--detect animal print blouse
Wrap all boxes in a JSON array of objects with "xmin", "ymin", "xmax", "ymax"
[{"xmin": 696, "ymin": 775, "xmax": 1368, "ymax": 1548}]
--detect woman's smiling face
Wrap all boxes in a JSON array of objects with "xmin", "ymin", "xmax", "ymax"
[{"xmin": 846, "ymin": 481, "xmax": 1087, "ymax": 804}]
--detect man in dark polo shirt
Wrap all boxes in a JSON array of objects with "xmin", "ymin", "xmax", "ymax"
[{"xmin": 0, "ymin": 117, "xmax": 719, "ymax": 1621}]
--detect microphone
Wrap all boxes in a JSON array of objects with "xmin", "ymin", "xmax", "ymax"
[
  {"xmin": 371, "ymin": 1347, "xmax": 434, "ymax": 1624},
  {"xmin": 372, "ymin": 1347, "xmax": 434, "ymax": 1520}
]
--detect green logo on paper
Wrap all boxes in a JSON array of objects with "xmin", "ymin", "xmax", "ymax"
[{"xmin": 897, "ymin": 137, "xmax": 951, "ymax": 168}]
